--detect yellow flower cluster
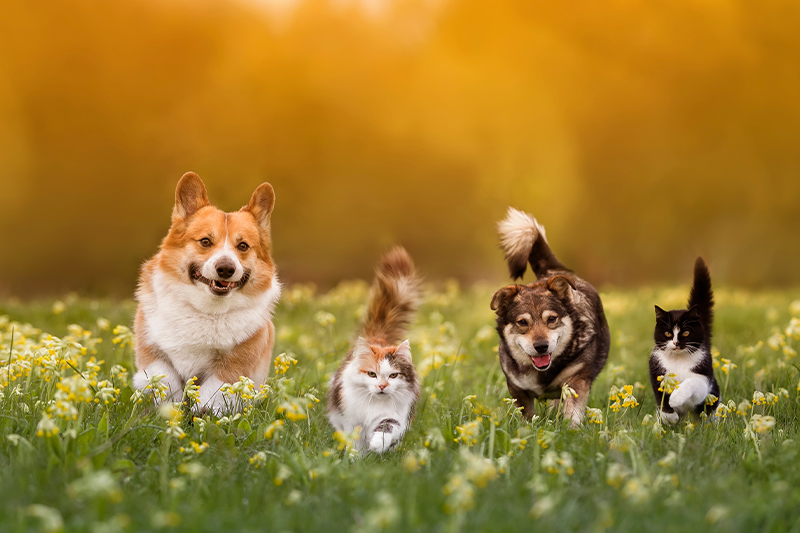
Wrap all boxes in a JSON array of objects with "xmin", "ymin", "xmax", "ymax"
[
  {"xmin": 274, "ymin": 353, "xmax": 298, "ymax": 376},
  {"xmin": 263, "ymin": 419, "xmax": 284, "ymax": 440},
  {"xmin": 657, "ymin": 373, "xmax": 679, "ymax": 394},
  {"xmin": 454, "ymin": 418, "xmax": 482, "ymax": 446},
  {"xmin": 609, "ymin": 384, "xmax": 639, "ymax": 412},
  {"xmin": 542, "ymin": 450, "xmax": 574, "ymax": 476},
  {"xmin": 443, "ymin": 449, "xmax": 498, "ymax": 514}
]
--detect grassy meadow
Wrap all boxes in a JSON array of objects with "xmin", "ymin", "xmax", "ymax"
[{"xmin": 2, "ymin": 282, "xmax": 800, "ymax": 532}]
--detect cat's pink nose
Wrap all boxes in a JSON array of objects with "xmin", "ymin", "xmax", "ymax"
[{"xmin": 379, "ymin": 382, "xmax": 388, "ymax": 390}]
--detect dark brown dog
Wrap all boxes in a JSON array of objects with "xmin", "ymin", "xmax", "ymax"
[{"xmin": 491, "ymin": 208, "xmax": 610, "ymax": 425}]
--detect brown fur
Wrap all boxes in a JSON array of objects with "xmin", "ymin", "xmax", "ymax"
[
  {"xmin": 133, "ymin": 172, "xmax": 280, "ymax": 404},
  {"xmin": 492, "ymin": 208, "xmax": 610, "ymax": 426}
]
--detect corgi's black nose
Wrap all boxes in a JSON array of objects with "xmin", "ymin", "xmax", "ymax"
[
  {"xmin": 533, "ymin": 341, "xmax": 550, "ymax": 354},
  {"xmin": 216, "ymin": 259, "xmax": 236, "ymax": 279}
]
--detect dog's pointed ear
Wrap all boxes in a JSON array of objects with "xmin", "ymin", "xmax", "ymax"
[
  {"xmin": 547, "ymin": 275, "xmax": 576, "ymax": 300},
  {"xmin": 491, "ymin": 285, "xmax": 519, "ymax": 312},
  {"xmin": 173, "ymin": 172, "xmax": 210, "ymax": 221},
  {"xmin": 394, "ymin": 340, "xmax": 412, "ymax": 360},
  {"xmin": 242, "ymin": 183, "xmax": 275, "ymax": 229}
]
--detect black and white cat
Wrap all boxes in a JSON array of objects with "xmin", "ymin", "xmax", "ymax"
[{"xmin": 649, "ymin": 257, "xmax": 720, "ymax": 425}]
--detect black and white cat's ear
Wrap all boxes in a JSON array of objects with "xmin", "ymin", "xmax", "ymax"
[
  {"xmin": 395, "ymin": 340, "xmax": 412, "ymax": 360},
  {"xmin": 353, "ymin": 337, "xmax": 373, "ymax": 359},
  {"xmin": 654, "ymin": 305, "xmax": 670, "ymax": 324},
  {"xmin": 686, "ymin": 305, "xmax": 701, "ymax": 318}
]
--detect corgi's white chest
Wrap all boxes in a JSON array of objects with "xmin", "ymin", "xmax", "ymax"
[{"xmin": 140, "ymin": 270, "xmax": 281, "ymax": 380}]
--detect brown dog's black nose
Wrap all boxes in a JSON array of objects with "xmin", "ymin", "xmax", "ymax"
[
  {"xmin": 533, "ymin": 341, "xmax": 550, "ymax": 354},
  {"xmin": 216, "ymin": 259, "xmax": 236, "ymax": 279}
]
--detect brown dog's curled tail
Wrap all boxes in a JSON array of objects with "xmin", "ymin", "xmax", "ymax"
[
  {"xmin": 360, "ymin": 247, "xmax": 422, "ymax": 344},
  {"xmin": 497, "ymin": 207, "xmax": 569, "ymax": 280}
]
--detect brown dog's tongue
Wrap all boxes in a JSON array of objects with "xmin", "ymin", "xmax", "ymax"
[{"xmin": 532, "ymin": 354, "xmax": 551, "ymax": 368}]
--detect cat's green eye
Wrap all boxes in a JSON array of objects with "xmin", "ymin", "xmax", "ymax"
[
  {"xmin": 367, "ymin": 371, "xmax": 377, "ymax": 378},
  {"xmin": 389, "ymin": 373, "xmax": 398, "ymax": 379},
  {"xmin": 682, "ymin": 331, "xmax": 690, "ymax": 337},
  {"xmin": 665, "ymin": 332, "xmax": 672, "ymax": 337}
]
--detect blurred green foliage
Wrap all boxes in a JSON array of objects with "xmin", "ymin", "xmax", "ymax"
[{"xmin": 1, "ymin": 0, "xmax": 799, "ymax": 296}]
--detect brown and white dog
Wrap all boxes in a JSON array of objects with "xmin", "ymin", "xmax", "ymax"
[
  {"xmin": 491, "ymin": 208, "xmax": 609, "ymax": 426},
  {"xmin": 132, "ymin": 172, "xmax": 281, "ymax": 415}
]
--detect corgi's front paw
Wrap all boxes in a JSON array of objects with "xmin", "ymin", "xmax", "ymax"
[{"xmin": 194, "ymin": 378, "xmax": 238, "ymax": 417}]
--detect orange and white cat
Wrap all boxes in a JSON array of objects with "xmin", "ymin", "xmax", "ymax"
[
  {"xmin": 132, "ymin": 172, "xmax": 281, "ymax": 415},
  {"xmin": 327, "ymin": 247, "xmax": 422, "ymax": 453}
]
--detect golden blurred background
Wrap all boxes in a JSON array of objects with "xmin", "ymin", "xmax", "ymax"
[{"xmin": 1, "ymin": 0, "xmax": 799, "ymax": 296}]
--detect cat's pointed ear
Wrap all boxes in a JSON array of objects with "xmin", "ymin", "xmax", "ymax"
[
  {"xmin": 654, "ymin": 305, "xmax": 670, "ymax": 324},
  {"xmin": 491, "ymin": 285, "xmax": 519, "ymax": 312},
  {"xmin": 173, "ymin": 172, "xmax": 210, "ymax": 221},
  {"xmin": 353, "ymin": 337, "xmax": 373, "ymax": 359},
  {"xmin": 395, "ymin": 340, "xmax": 412, "ymax": 360},
  {"xmin": 686, "ymin": 305, "xmax": 700, "ymax": 318},
  {"xmin": 547, "ymin": 275, "xmax": 576, "ymax": 300}
]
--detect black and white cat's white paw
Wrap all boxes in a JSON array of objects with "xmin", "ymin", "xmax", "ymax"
[
  {"xmin": 659, "ymin": 410, "xmax": 679, "ymax": 425},
  {"xmin": 668, "ymin": 377, "xmax": 709, "ymax": 414}
]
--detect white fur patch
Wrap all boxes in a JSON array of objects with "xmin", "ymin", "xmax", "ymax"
[
  {"xmin": 138, "ymin": 269, "xmax": 281, "ymax": 387},
  {"xmin": 652, "ymin": 345, "xmax": 710, "ymax": 415},
  {"xmin": 330, "ymin": 355, "xmax": 417, "ymax": 453},
  {"xmin": 497, "ymin": 207, "xmax": 546, "ymax": 260}
]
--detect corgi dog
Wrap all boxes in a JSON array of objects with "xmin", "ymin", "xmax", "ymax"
[{"xmin": 132, "ymin": 172, "xmax": 281, "ymax": 415}]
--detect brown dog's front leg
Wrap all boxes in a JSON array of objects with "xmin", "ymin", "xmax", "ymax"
[{"xmin": 563, "ymin": 379, "xmax": 591, "ymax": 427}]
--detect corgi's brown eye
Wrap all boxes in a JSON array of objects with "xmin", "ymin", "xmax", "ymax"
[
  {"xmin": 665, "ymin": 332, "xmax": 672, "ymax": 338},
  {"xmin": 199, "ymin": 238, "xmax": 212, "ymax": 247},
  {"xmin": 367, "ymin": 371, "xmax": 377, "ymax": 378},
  {"xmin": 237, "ymin": 242, "xmax": 249, "ymax": 252},
  {"xmin": 389, "ymin": 373, "xmax": 398, "ymax": 379},
  {"xmin": 682, "ymin": 330, "xmax": 690, "ymax": 337}
]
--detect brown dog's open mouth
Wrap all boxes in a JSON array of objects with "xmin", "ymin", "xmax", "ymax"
[
  {"xmin": 531, "ymin": 354, "xmax": 551, "ymax": 370},
  {"xmin": 191, "ymin": 268, "xmax": 249, "ymax": 296}
]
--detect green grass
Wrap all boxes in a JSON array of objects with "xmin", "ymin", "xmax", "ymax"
[{"xmin": 2, "ymin": 282, "xmax": 800, "ymax": 533}]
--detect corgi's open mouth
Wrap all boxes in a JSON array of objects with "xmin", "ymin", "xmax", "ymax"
[
  {"xmin": 531, "ymin": 353, "xmax": 551, "ymax": 370},
  {"xmin": 191, "ymin": 268, "xmax": 249, "ymax": 296}
]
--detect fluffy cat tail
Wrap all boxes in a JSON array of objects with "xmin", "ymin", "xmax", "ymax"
[
  {"xmin": 688, "ymin": 257, "xmax": 714, "ymax": 339},
  {"xmin": 497, "ymin": 207, "xmax": 569, "ymax": 280},
  {"xmin": 360, "ymin": 247, "xmax": 422, "ymax": 344}
]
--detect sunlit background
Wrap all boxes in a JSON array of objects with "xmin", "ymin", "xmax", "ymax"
[{"xmin": 1, "ymin": 0, "xmax": 799, "ymax": 296}]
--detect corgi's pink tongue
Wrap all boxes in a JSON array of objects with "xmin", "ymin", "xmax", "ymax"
[{"xmin": 531, "ymin": 354, "xmax": 551, "ymax": 368}]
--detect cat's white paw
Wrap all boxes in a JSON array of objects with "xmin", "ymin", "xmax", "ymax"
[
  {"xmin": 368, "ymin": 432, "xmax": 394, "ymax": 454},
  {"xmin": 669, "ymin": 377, "xmax": 708, "ymax": 413},
  {"xmin": 660, "ymin": 410, "xmax": 679, "ymax": 425}
]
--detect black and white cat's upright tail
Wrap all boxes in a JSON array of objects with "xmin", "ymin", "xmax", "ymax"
[
  {"xmin": 497, "ymin": 207, "xmax": 569, "ymax": 280},
  {"xmin": 360, "ymin": 247, "xmax": 422, "ymax": 345},
  {"xmin": 688, "ymin": 257, "xmax": 714, "ymax": 340}
]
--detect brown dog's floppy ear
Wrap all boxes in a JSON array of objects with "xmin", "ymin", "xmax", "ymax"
[
  {"xmin": 173, "ymin": 172, "xmax": 210, "ymax": 221},
  {"xmin": 546, "ymin": 275, "xmax": 576, "ymax": 300},
  {"xmin": 491, "ymin": 285, "xmax": 519, "ymax": 312},
  {"xmin": 243, "ymin": 183, "xmax": 275, "ymax": 229}
]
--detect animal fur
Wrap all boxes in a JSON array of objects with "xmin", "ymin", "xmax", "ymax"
[
  {"xmin": 491, "ymin": 208, "xmax": 610, "ymax": 426},
  {"xmin": 132, "ymin": 172, "xmax": 281, "ymax": 415}
]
